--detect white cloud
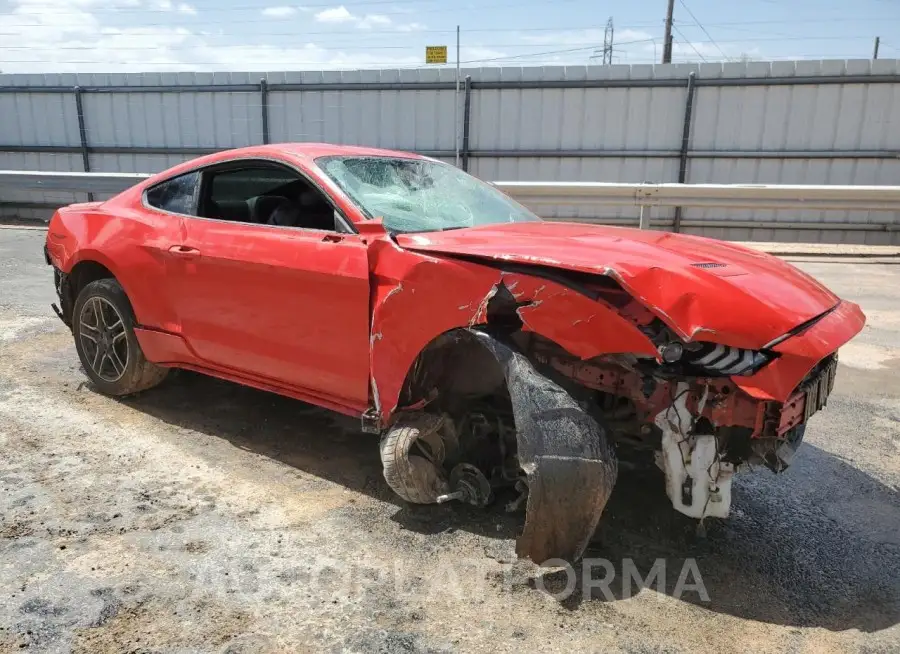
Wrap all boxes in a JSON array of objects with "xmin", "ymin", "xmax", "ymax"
[
  {"xmin": 523, "ymin": 28, "xmax": 653, "ymax": 47},
  {"xmin": 0, "ymin": 0, "xmax": 423, "ymax": 73},
  {"xmin": 262, "ymin": 6, "xmax": 296, "ymax": 18},
  {"xmin": 313, "ymin": 5, "xmax": 423, "ymax": 31},
  {"xmin": 314, "ymin": 5, "xmax": 354, "ymax": 23},
  {"xmin": 357, "ymin": 14, "xmax": 391, "ymax": 29},
  {"xmin": 395, "ymin": 22, "xmax": 425, "ymax": 32},
  {"xmin": 153, "ymin": 0, "xmax": 196, "ymax": 13},
  {"xmin": 669, "ymin": 41, "xmax": 729, "ymax": 61},
  {"xmin": 8, "ymin": 0, "xmax": 102, "ymax": 43},
  {"xmin": 464, "ymin": 46, "xmax": 508, "ymax": 63},
  {"xmin": 0, "ymin": 0, "xmax": 434, "ymax": 73}
]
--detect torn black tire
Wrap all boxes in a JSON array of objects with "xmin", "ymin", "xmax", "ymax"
[
  {"xmin": 469, "ymin": 329, "xmax": 618, "ymax": 564},
  {"xmin": 380, "ymin": 412, "xmax": 450, "ymax": 504}
]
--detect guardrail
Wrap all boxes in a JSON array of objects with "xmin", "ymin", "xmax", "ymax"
[
  {"xmin": 493, "ymin": 182, "xmax": 900, "ymax": 212},
  {"xmin": 2, "ymin": 171, "xmax": 900, "ymax": 233},
  {"xmin": 0, "ymin": 171, "xmax": 149, "ymax": 195}
]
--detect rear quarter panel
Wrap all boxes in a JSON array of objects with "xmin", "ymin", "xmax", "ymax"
[{"xmin": 46, "ymin": 201, "xmax": 183, "ymax": 332}]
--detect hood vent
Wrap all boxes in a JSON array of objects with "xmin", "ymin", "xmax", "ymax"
[{"xmin": 691, "ymin": 262, "xmax": 727, "ymax": 269}]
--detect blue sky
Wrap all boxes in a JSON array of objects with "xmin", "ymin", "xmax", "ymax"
[{"xmin": 1, "ymin": 0, "xmax": 898, "ymax": 72}]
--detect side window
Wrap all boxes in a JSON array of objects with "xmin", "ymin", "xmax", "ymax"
[
  {"xmin": 208, "ymin": 167, "xmax": 297, "ymax": 204},
  {"xmin": 199, "ymin": 165, "xmax": 338, "ymax": 231},
  {"xmin": 145, "ymin": 171, "xmax": 199, "ymax": 215}
]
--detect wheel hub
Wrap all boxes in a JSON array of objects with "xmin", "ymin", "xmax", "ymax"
[
  {"xmin": 78, "ymin": 296, "xmax": 129, "ymax": 383},
  {"xmin": 436, "ymin": 463, "xmax": 493, "ymax": 508}
]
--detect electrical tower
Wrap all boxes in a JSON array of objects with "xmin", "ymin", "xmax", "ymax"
[
  {"xmin": 602, "ymin": 17, "xmax": 614, "ymax": 65},
  {"xmin": 591, "ymin": 17, "xmax": 614, "ymax": 64}
]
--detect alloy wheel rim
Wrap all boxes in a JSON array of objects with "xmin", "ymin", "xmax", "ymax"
[{"xmin": 78, "ymin": 296, "xmax": 129, "ymax": 382}]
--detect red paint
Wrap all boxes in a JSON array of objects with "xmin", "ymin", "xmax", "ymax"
[
  {"xmin": 46, "ymin": 144, "xmax": 864, "ymax": 429},
  {"xmin": 173, "ymin": 218, "xmax": 371, "ymax": 407},
  {"xmin": 733, "ymin": 300, "xmax": 866, "ymax": 402},
  {"xmin": 395, "ymin": 222, "xmax": 841, "ymax": 349}
]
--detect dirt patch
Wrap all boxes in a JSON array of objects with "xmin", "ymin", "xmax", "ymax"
[
  {"xmin": 0, "ymin": 522, "xmax": 34, "ymax": 539},
  {"xmin": 71, "ymin": 595, "xmax": 252, "ymax": 654}
]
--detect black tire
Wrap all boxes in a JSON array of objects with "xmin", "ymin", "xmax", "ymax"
[
  {"xmin": 72, "ymin": 278, "xmax": 169, "ymax": 396},
  {"xmin": 380, "ymin": 412, "xmax": 450, "ymax": 504}
]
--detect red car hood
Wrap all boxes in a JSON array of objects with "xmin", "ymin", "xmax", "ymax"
[{"xmin": 396, "ymin": 222, "xmax": 840, "ymax": 349}]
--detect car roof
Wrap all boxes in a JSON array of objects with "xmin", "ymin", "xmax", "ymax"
[
  {"xmin": 133, "ymin": 142, "xmax": 430, "ymax": 191},
  {"xmin": 193, "ymin": 143, "xmax": 426, "ymax": 163},
  {"xmin": 271, "ymin": 142, "xmax": 427, "ymax": 160}
]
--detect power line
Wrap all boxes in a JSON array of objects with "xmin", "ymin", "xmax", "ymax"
[
  {"xmin": 0, "ymin": 24, "xmax": 643, "ymax": 35},
  {"xmin": 676, "ymin": 0, "xmax": 729, "ymax": 61},
  {"xmin": 0, "ymin": 38, "xmax": 665, "ymax": 66},
  {"xmin": 5, "ymin": 14, "xmax": 899, "ymax": 31},
  {"xmin": 453, "ymin": 38, "xmax": 657, "ymax": 63},
  {"xmin": 2, "ymin": 50, "xmax": 884, "ymax": 68},
  {"xmin": 0, "ymin": 33, "xmax": 888, "ymax": 51},
  {"xmin": 671, "ymin": 24, "xmax": 707, "ymax": 62},
  {"xmin": 0, "ymin": 41, "xmax": 660, "ymax": 52},
  {"xmin": 698, "ymin": 17, "xmax": 900, "ymax": 27},
  {"xmin": 0, "ymin": 0, "xmax": 587, "ymax": 28}
]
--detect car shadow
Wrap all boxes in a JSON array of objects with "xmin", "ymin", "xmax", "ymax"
[
  {"xmin": 118, "ymin": 370, "xmax": 900, "ymax": 633},
  {"xmin": 543, "ymin": 455, "xmax": 900, "ymax": 632}
]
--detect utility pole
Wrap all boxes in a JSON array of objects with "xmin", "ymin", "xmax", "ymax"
[
  {"xmin": 602, "ymin": 17, "xmax": 614, "ymax": 65},
  {"xmin": 663, "ymin": 0, "xmax": 675, "ymax": 63},
  {"xmin": 455, "ymin": 25, "xmax": 460, "ymax": 167},
  {"xmin": 873, "ymin": 36, "xmax": 880, "ymax": 59}
]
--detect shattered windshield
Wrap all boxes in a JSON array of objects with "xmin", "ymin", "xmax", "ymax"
[{"xmin": 316, "ymin": 156, "xmax": 540, "ymax": 233}]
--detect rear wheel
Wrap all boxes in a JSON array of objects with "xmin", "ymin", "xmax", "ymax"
[{"xmin": 72, "ymin": 278, "xmax": 169, "ymax": 396}]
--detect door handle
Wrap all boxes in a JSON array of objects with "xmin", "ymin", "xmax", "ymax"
[
  {"xmin": 168, "ymin": 245, "xmax": 201, "ymax": 258},
  {"xmin": 321, "ymin": 234, "xmax": 344, "ymax": 243}
]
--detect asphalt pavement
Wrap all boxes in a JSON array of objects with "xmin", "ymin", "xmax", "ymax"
[{"xmin": 0, "ymin": 227, "xmax": 898, "ymax": 653}]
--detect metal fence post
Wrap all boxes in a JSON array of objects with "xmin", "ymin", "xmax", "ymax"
[
  {"xmin": 461, "ymin": 75, "xmax": 472, "ymax": 172},
  {"xmin": 672, "ymin": 72, "xmax": 696, "ymax": 233},
  {"xmin": 73, "ymin": 85, "xmax": 93, "ymax": 201},
  {"xmin": 260, "ymin": 78, "xmax": 270, "ymax": 145}
]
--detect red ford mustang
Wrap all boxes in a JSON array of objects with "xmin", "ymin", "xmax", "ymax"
[{"xmin": 44, "ymin": 143, "xmax": 865, "ymax": 563}]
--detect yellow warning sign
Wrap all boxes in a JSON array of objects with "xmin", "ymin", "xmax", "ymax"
[{"xmin": 425, "ymin": 46, "xmax": 448, "ymax": 64}]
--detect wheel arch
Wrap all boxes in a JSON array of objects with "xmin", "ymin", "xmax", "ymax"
[
  {"xmin": 385, "ymin": 324, "xmax": 620, "ymax": 564},
  {"xmin": 393, "ymin": 327, "xmax": 508, "ymax": 418},
  {"xmin": 58, "ymin": 255, "xmax": 123, "ymax": 326}
]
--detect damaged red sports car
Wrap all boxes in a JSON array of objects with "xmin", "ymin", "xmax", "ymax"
[{"xmin": 44, "ymin": 143, "xmax": 865, "ymax": 563}]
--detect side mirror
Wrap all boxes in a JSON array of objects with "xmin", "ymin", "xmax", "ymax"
[{"xmin": 356, "ymin": 217, "xmax": 388, "ymax": 235}]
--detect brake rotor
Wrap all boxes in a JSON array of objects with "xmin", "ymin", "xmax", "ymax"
[{"xmin": 437, "ymin": 463, "xmax": 493, "ymax": 508}]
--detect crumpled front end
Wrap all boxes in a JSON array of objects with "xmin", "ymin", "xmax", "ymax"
[
  {"xmin": 529, "ymin": 298, "xmax": 863, "ymax": 524},
  {"xmin": 372, "ymin": 229, "xmax": 866, "ymax": 562}
]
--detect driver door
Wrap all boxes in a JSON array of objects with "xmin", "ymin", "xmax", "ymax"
[{"xmin": 168, "ymin": 162, "xmax": 372, "ymax": 412}]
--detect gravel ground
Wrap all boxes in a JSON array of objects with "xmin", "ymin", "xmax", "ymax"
[{"xmin": 1, "ymin": 228, "xmax": 898, "ymax": 653}]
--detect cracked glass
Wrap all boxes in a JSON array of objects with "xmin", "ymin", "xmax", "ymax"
[{"xmin": 317, "ymin": 156, "xmax": 540, "ymax": 234}]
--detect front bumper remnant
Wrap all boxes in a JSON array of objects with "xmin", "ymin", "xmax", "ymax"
[{"xmin": 469, "ymin": 330, "xmax": 617, "ymax": 564}]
